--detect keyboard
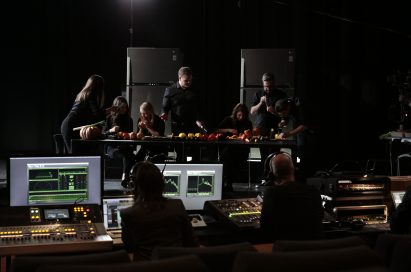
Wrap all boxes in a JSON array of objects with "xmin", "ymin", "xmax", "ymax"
[{"xmin": 107, "ymin": 230, "xmax": 122, "ymax": 239}]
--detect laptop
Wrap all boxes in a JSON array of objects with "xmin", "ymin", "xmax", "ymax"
[
  {"xmin": 102, "ymin": 196, "xmax": 134, "ymax": 238},
  {"xmin": 391, "ymin": 190, "xmax": 406, "ymax": 209}
]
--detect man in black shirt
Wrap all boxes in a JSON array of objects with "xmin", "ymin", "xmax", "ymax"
[
  {"xmin": 161, "ymin": 66, "xmax": 202, "ymax": 135},
  {"xmin": 250, "ymin": 73, "xmax": 288, "ymax": 137},
  {"xmin": 161, "ymin": 67, "xmax": 203, "ymax": 162},
  {"xmin": 250, "ymin": 73, "xmax": 288, "ymax": 183},
  {"xmin": 260, "ymin": 152, "xmax": 324, "ymax": 241}
]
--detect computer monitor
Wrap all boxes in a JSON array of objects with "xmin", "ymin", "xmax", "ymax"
[
  {"xmin": 102, "ymin": 196, "xmax": 134, "ymax": 230},
  {"xmin": 157, "ymin": 164, "xmax": 223, "ymax": 211},
  {"xmin": 8, "ymin": 156, "xmax": 102, "ymax": 206}
]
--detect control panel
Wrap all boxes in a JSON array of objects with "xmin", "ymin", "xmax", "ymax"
[
  {"xmin": 204, "ymin": 198, "xmax": 262, "ymax": 230},
  {"xmin": 0, "ymin": 205, "xmax": 112, "ymax": 256}
]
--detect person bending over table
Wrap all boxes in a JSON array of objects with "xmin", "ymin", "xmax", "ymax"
[
  {"xmin": 274, "ymin": 97, "xmax": 319, "ymax": 182},
  {"xmin": 61, "ymin": 74, "xmax": 115, "ymax": 153}
]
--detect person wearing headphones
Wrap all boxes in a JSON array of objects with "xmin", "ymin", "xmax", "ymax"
[
  {"xmin": 260, "ymin": 152, "xmax": 324, "ymax": 241},
  {"xmin": 120, "ymin": 161, "xmax": 199, "ymax": 260}
]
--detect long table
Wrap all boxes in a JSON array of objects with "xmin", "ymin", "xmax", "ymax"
[{"xmin": 71, "ymin": 138, "xmax": 297, "ymax": 162}]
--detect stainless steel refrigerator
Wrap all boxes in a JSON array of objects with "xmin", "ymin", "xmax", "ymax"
[{"xmin": 126, "ymin": 47, "xmax": 183, "ymax": 135}]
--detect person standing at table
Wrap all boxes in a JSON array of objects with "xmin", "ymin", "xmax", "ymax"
[
  {"xmin": 160, "ymin": 66, "xmax": 204, "ymax": 161},
  {"xmin": 103, "ymin": 96, "xmax": 134, "ymax": 188},
  {"xmin": 250, "ymin": 73, "xmax": 287, "ymax": 182},
  {"xmin": 160, "ymin": 66, "xmax": 204, "ymax": 134},
  {"xmin": 61, "ymin": 74, "xmax": 114, "ymax": 153},
  {"xmin": 215, "ymin": 103, "xmax": 253, "ymax": 191}
]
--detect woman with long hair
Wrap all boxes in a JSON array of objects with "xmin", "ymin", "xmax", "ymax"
[
  {"xmin": 216, "ymin": 103, "xmax": 253, "ymax": 191},
  {"xmin": 61, "ymin": 74, "xmax": 108, "ymax": 153},
  {"xmin": 134, "ymin": 101, "xmax": 166, "ymax": 163},
  {"xmin": 120, "ymin": 161, "xmax": 198, "ymax": 260},
  {"xmin": 103, "ymin": 96, "xmax": 134, "ymax": 186}
]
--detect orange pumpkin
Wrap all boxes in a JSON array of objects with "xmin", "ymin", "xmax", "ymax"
[{"xmin": 80, "ymin": 126, "xmax": 101, "ymax": 140}]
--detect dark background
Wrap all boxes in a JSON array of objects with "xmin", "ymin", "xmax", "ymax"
[{"xmin": 1, "ymin": 0, "xmax": 410, "ymax": 172}]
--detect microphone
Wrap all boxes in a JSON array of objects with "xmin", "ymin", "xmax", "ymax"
[{"xmin": 196, "ymin": 121, "xmax": 208, "ymax": 134}]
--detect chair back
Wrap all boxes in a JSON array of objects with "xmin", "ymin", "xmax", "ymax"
[
  {"xmin": 36, "ymin": 255, "xmax": 208, "ymax": 272},
  {"xmin": 233, "ymin": 245, "xmax": 383, "ymax": 272},
  {"xmin": 10, "ymin": 250, "xmax": 130, "ymax": 272},
  {"xmin": 272, "ymin": 235, "xmax": 367, "ymax": 251},
  {"xmin": 374, "ymin": 233, "xmax": 411, "ymax": 267},
  {"xmin": 151, "ymin": 242, "xmax": 256, "ymax": 272},
  {"xmin": 390, "ymin": 240, "xmax": 411, "ymax": 272}
]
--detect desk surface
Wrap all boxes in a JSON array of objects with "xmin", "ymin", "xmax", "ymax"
[
  {"xmin": 71, "ymin": 138, "xmax": 297, "ymax": 162},
  {"xmin": 72, "ymin": 138, "xmax": 297, "ymax": 148}
]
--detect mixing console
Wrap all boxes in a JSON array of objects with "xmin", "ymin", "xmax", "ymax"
[
  {"xmin": 204, "ymin": 198, "xmax": 262, "ymax": 230},
  {"xmin": 0, "ymin": 205, "xmax": 112, "ymax": 256}
]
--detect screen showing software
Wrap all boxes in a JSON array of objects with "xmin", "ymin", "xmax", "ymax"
[
  {"xmin": 102, "ymin": 197, "xmax": 134, "ymax": 230},
  {"xmin": 163, "ymin": 171, "xmax": 181, "ymax": 197},
  {"xmin": 187, "ymin": 170, "xmax": 215, "ymax": 197},
  {"xmin": 156, "ymin": 164, "xmax": 223, "ymax": 211},
  {"xmin": 9, "ymin": 156, "xmax": 102, "ymax": 206}
]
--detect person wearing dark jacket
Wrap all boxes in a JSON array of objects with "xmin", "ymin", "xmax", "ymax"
[
  {"xmin": 161, "ymin": 67, "xmax": 204, "ymax": 162},
  {"xmin": 120, "ymin": 161, "xmax": 199, "ymax": 260},
  {"xmin": 215, "ymin": 103, "xmax": 253, "ymax": 191},
  {"xmin": 103, "ymin": 96, "xmax": 134, "ymax": 187},
  {"xmin": 161, "ymin": 66, "xmax": 202, "ymax": 135},
  {"xmin": 250, "ymin": 73, "xmax": 288, "ymax": 183},
  {"xmin": 260, "ymin": 152, "xmax": 324, "ymax": 241},
  {"xmin": 61, "ymin": 74, "xmax": 112, "ymax": 153}
]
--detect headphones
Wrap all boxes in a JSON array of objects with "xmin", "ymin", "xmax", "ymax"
[
  {"xmin": 128, "ymin": 161, "xmax": 167, "ymax": 190},
  {"xmin": 128, "ymin": 161, "xmax": 146, "ymax": 190},
  {"xmin": 263, "ymin": 151, "xmax": 293, "ymax": 183}
]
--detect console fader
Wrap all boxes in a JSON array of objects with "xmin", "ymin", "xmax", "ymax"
[
  {"xmin": 204, "ymin": 198, "xmax": 262, "ymax": 230},
  {"xmin": 0, "ymin": 205, "xmax": 112, "ymax": 256}
]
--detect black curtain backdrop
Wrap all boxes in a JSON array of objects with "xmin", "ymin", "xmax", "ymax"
[{"xmin": 1, "ymin": 0, "xmax": 410, "ymax": 172}]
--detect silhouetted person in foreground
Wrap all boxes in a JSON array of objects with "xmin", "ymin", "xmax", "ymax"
[
  {"xmin": 260, "ymin": 152, "xmax": 324, "ymax": 242},
  {"xmin": 120, "ymin": 161, "xmax": 199, "ymax": 261}
]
